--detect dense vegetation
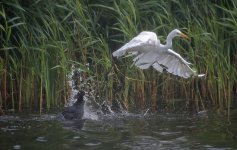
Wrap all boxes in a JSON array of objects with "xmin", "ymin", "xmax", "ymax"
[{"xmin": 0, "ymin": 0, "xmax": 236, "ymax": 115}]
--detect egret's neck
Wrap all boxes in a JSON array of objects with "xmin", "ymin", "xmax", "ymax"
[{"xmin": 164, "ymin": 34, "xmax": 173, "ymax": 49}]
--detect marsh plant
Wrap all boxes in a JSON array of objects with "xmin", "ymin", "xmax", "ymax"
[{"xmin": 0, "ymin": 0, "xmax": 236, "ymax": 116}]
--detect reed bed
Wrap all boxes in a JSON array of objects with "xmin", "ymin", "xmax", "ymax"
[{"xmin": 0, "ymin": 0, "xmax": 236, "ymax": 115}]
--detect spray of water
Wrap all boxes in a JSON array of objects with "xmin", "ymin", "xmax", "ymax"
[
  {"xmin": 67, "ymin": 65, "xmax": 101, "ymax": 120},
  {"xmin": 66, "ymin": 65, "xmax": 79, "ymax": 107},
  {"xmin": 83, "ymin": 96, "xmax": 102, "ymax": 120},
  {"xmin": 66, "ymin": 65, "xmax": 136, "ymax": 121}
]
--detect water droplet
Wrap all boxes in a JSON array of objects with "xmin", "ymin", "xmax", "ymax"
[
  {"xmin": 73, "ymin": 136, "xmax": 80, "ymax": 139},
  {"xmin": 36, "ymin": 136, "xmax": 48, "ymax": 142},
  {"xmin": 85, "ymin": 142, "xmax": 101, "ymax": 146},
  {"xmin": 13, "ymin": 145, "xmax": 21, "ymax": 149}
]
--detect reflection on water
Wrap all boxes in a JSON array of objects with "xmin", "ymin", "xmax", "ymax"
[{"xmin": 0, "ymin": 113, "xmax": 237, "ymax": 150}]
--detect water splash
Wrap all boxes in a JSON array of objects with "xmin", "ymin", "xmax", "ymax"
[
  {"xmin": 67, "ymin": 65, "xmax": 128, "ymax": 120},
  {"xmin": 83, "ymin": 96, "xmax": 102, "ymax": 120},
  {"xmin": 66, "ymin": 65, "xmax": 80, "ymax": 107},
  {"xmin": 67, "ymin": 65, "xmax": 100, "ymax": 120}
]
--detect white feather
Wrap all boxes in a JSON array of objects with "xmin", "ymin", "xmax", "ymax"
[{"xmin": 112, "ymin": 29, "xmax": 205, "ymax": 78}]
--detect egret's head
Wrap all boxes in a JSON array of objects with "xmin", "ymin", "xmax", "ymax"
[
  {"xmin": 172, "ymin": 29, "xmax": 189, "ymax": 39},
  {"xmin": 165, "ymin": 29, "xmax": 189, "ymax": 48}
]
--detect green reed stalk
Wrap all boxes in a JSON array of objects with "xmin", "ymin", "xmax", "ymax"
[{"xmin": 0, "ymin": 0, "xmax": 236, "ymax": 115}]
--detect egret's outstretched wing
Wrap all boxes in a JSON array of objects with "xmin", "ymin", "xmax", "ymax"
[
  {"xmin": 133, "ymin": 50, "xmax": 158, "ymax": 69},
  {"xmin": 152, "ymin": 62, "xmax": 164, "ymax": 73},
  {"xmin": 112, "ymin": 31, "xmax": 160, "ymax": 58},
  {"xmin": 153, "ymin": 49, "xmax": 198, "ymax": 78}
]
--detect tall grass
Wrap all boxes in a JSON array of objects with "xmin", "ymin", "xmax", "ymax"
[
  {"xmin": 0, "ymin": 0, "xmax": 74, "ymax": 112},
  {"xmin": 0, "ymin": 0, "xmax": 236, "ymax": 115}
]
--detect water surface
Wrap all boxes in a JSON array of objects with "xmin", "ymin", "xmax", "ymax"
[{"xmin": 0, "ymin": 113, "xmax": 236, "ymax": 150}]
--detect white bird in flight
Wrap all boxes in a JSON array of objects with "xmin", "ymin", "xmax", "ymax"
[{"xmin": 112, "ymin": 29, "xmax": 205, "ymax": 78}]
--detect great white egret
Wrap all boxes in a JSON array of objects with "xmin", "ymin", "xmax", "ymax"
[{"xmin": 112, "ymin": 29, "xmax": 205, "ymax": 78}]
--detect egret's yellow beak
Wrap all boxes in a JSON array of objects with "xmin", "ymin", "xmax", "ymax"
[{"xmin": 179, "ymin": 32, "xmax": 189, "ymax": 39}]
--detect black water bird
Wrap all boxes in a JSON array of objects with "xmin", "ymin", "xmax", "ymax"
[{"xmin": 62, "ymin": 91, "xmax": 86, "ymax": 120}]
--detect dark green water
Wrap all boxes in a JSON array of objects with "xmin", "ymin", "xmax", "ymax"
[{"xmin": 0, "ymin": 113, "xmax": 236, "ymax": 150}]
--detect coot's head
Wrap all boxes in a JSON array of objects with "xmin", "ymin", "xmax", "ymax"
[{"xmin": 75, "ymin": 90, "xmax": 86, "ymax": 101}]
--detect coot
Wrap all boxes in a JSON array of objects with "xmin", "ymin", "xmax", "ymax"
[{"xmin": 62, "ymin": 91, "xmax": 86, "ymax": 120}]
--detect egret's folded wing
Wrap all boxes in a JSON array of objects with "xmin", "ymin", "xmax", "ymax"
[
  {"xmin": 155, "ymin": 49, "xmax": 196, "ymax": 78},
  {"xmin": 112, "ymin": 31, "xmax": 160, "ymax": 58}
]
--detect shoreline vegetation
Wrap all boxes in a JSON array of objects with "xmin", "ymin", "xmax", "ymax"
[{"xmin": 0, "ymin": 0, "xmax": 236, "ymax": 117}]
